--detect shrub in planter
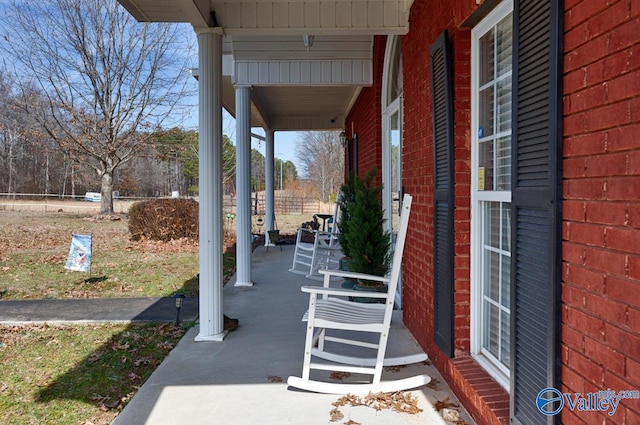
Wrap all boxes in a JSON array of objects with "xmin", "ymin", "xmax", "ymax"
[
  {"xmin": 344, "ymin": 168, "xmax": 391, "ymax": 288},
  {"xmin": 337, "ymin": 172, "xmax": 358, "ymax": 260}
]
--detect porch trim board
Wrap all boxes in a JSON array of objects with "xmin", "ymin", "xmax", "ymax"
[{"xmin": 233, "ymin": 59, "xmax": 373, "ymax": 86}]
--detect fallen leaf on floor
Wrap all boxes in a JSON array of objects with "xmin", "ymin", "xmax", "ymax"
[
  {"xmin": 441, "ymin": 407, "xmax": 460, "ymax": 422},
  {"xmin": 384, "ymin": 365, "xmax": 406, "ymax": 373},
  {"xmin": 426, "ymin": 377, "xmax": 441, "ymax": 390},
  {"xmin": 87, "ymin": 351, "xmax": 102, "ymax": 364},
  {"xmin": 329, "ymin": 371, "xmax": 351, "ymax": 380},
  {"xmin": 330, "ymin": 391, "xmax": 423, "ymax": 420},
  {"xmin": 434, "ymin": 397, "xmax": 458, "ymax": 412},
  {"xmin": 267, "ymin": 375, "xmax": 283, "ymax": 382},
  {"xmin": 329, "ymin": 407, "xmax": 344, "ymax": 422}
]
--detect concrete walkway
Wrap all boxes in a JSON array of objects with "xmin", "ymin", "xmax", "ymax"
[
  {"xmin": 0, "ymin": 244, "xmax": 475, "ymax": 425},
  {"xmin": 112, "ymin": 245, "xmax": 475, "ymax": 425},
  {"xmin": 0, "ymin": 296, "xmax": 198, "ymax": 324}
]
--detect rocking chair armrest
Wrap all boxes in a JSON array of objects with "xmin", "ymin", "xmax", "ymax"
[
  {"xmin": 318, "ymin": 269, "xmax": 390, "ymax": 284},
  {"xmin": 300, "ymin": 285, "xmax": 390, "ymax": 299}
]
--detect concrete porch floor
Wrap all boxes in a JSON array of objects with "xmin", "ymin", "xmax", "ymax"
[{"xmin": 112, "ymin": 244, "xmax": 475, "ymax": 425}]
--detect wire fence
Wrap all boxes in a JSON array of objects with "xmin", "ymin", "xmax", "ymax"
[{"xmin": 0, "ymin": 192, "xmax": 326, "ymax": 216}]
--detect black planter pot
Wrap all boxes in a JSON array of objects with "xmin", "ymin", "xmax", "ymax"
[
  {"xmin": 352, "ymin": 280, "xmax": 387, "ymax": 304},
  {"xmin": 339, "ymin": 257, "xmax": 357, "ymax": 290}
]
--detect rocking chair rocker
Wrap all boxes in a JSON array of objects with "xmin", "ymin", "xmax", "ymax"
[{"xmin": 287, "ymin": 194, "xmax": 431, "ymax": 394}]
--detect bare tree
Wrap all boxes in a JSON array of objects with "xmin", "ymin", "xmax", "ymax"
[
  {"xmin": 1, "ymin": 0, "xmax": 195, "ymax": 215},
  {"xmin": 295, "ymin": 131, "xmax": 344, "ymax": 201}
]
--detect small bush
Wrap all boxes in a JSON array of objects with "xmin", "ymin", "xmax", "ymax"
[{"xmin": 128, "ymin": 199, "xmax": 199, "ymax": 241}]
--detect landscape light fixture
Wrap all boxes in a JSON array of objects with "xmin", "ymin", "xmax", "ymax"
[{"xmin": 174, "ymin": 293, "xmax": 186, "ymax": 325}]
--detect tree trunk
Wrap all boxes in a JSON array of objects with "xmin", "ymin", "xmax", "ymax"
[{"xmin": 100, "ymin": 171, "xmax": 115, "ymax": 215}]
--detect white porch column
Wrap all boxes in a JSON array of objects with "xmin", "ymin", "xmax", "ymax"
[
  {"xmin": 234, "ymin": 85, "xmax": 254, "ymax": 286},
  {"xmin": 195, "ymin": 29, "xmax": 226, "ymax": 341},
  {"xmin": 264, "ymin": 130, "xmax": 275, "ymax": 245}
]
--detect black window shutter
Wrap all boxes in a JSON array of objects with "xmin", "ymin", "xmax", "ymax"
[
  {"xmin": 430, "ymin": 31, "xmax": 455, "ymax": 358},
  {"xmin": 511, "ymin": 0, "xmax": 562, "ymax": 423}
]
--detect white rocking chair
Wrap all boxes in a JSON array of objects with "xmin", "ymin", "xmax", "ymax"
[
  {"xmin": 289, "ymin": 205, "xmax": 341, "ymax": 280},
  {"xmin": 287, "ymin": 194, "xmax": 431, "ymax": 394}
]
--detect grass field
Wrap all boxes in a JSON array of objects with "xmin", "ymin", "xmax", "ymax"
[
  {"xmin": 0, "ymin": 209, "xmax": 227, "ymax": 424},
  {"xmin": 0, "ymin": 210, "xmax": 200, "ymax": 300},
  {"xmin": 0, "ymin": 206, "xmax": 316, "ymax": 424}
]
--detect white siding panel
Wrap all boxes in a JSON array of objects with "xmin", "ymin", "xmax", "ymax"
[
  {"xmin": 290, "ymin": 62, "xmax": 301, "ymax": 83},
  {"xmin": 273, "ymin": 2, "xmax": 289, "ymax": 28},
  {"xmin": 259, "ymin": 62, "xmax": 270, "ymax": 83},
  {"xmin": 235, "ymin": 61, "xmax": 249, "ymax": 84},
  {"xmin": 335, "ymin": 2, "xmax": 351, "ymax": 28},
  {"xmin": 300, "ymin": 61, "xmax": 311, "ymax": 83},
  {"xmin": 211, "ymin": 1, "xmax": 410, "ymax": 33},
  {"xmin": 320, "ymin": 2, "xmax": 336, "ymax": 28},
  {"xmin": 342, "ymin": 60, "xmax": 353, "ymax": 82},
  {"xmin": 225, "ymin": 2, "xmax": 242, "ymax": 28},
  {"xmin": 241, "ymin": 2, "xmax": 257, "ymax": 29},
  {"xmin": 368, "ymin": 1, "xmax": 384, "ymax": 28},
  {"xmin": 257, "ymin": 3, "xmax": 273, "ymax": 28},
  {"xmin": 311, "ymin": 62, "xmax": 323, "ymax": 83},
  {"xmin": 321, "ymin": 61, "xmax": 332, "ymax": 83},
  {"xmin": 351, "ymin": 2, "xmax": 368, "ymax": 27},
  {"xmin": 280, "ymin": 62, "xmax": 290, "ymax": 83},
  {"xmin": 304, "ymin": 2, "xmax": 320, "ymax": 28},
  {"xmin": 383, "ymin": 1, "xmax": 400, "ymax": 27},
  {"xmin": 233, "ymin": 59, "xmax": 372, "ymax": 85},
  {"xmin": 269, "ymin": 62, "xmax": 280, "ymax": 82},
  {"xmin": 332, "ymin": 61, "xmax": 342, "ymax": 83},
  {"xmin": 289, "ymin": 2, "xmax": 304, "ymax": 28},
  {"xmin": 249, "ymin": 62, "xmax": 260, "ymax": 83}
]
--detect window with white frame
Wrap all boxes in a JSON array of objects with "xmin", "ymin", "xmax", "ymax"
[
  {"xmin": 382, "ymin": 35, "xmax": 403, "ymax": 307},
  {"xmin": 471, "ymin": 0, "xmax": 513, "ymax": 390}
]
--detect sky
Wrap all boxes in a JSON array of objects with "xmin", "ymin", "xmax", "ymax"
[{"xmin": 0, "ymin": 5, "xmax": 307, "ymax": 175}]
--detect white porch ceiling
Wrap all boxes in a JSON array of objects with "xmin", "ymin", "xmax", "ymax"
[{"xmin": 119, "ymin": 0, "xmax": 412, "ymax": 131}]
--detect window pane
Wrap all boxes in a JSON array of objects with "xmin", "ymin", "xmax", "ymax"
[
  {"xmin": 479, "ymin": 29, "xmax": 495, "ymax": 86},
  {"xmin": 496, "ymin": 17, "xmax": 513, "ymax": 77},
  {"xmin": 500, "ymin": 310, "xmax": 510, "ymax": 367},
  {"xmin": 501, "ymin": 254, "xmax": 510, "ymax": 307},
  {"xmin": 496, "ymin": 136, "xmax": 511, "ymax": 190},
  {"xmin": 496, "ymin": 76, "xmax": 512, "ymax": 133},
  {"xmin": 484, "ymin": 302, "xmax": 500, "ymax": 358},
  {"xmin": 501, "ymin": 203, "xmax": 511, "ymax": 250},
  {"xmin": 479, "ymin": 141, "xmax": 494, "ymax": 191},
  {"xmin": 387, "ymin": 39, "xmax": 403, "ymax": 105},
  {"xmin": 478, "ymin": 86, "xmax": 495, "ymax": 138}
]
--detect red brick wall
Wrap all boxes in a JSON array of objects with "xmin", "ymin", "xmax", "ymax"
[
  {"xmin": 345, "ymin": 35, "xmax": 386, "ymax": 179},
  {"xmin": 401, "ymin": 1, "xmax": 508, "ymax": 423},
  {"xmin": 562, "ymin": 0, "xmax": 640, "ymax": 422},
  {"xmin": 345, "ymin": 0, "xmax": 640, "ymax": 423}
]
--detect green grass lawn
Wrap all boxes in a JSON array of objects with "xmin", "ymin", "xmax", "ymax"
[
  {"xmin": 0, "ymin": 322, "xmax": 192, "ymax": 425},
  {"xmin": 0, "ymin": 210, "xmax": 235, "ymax": 424}
]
